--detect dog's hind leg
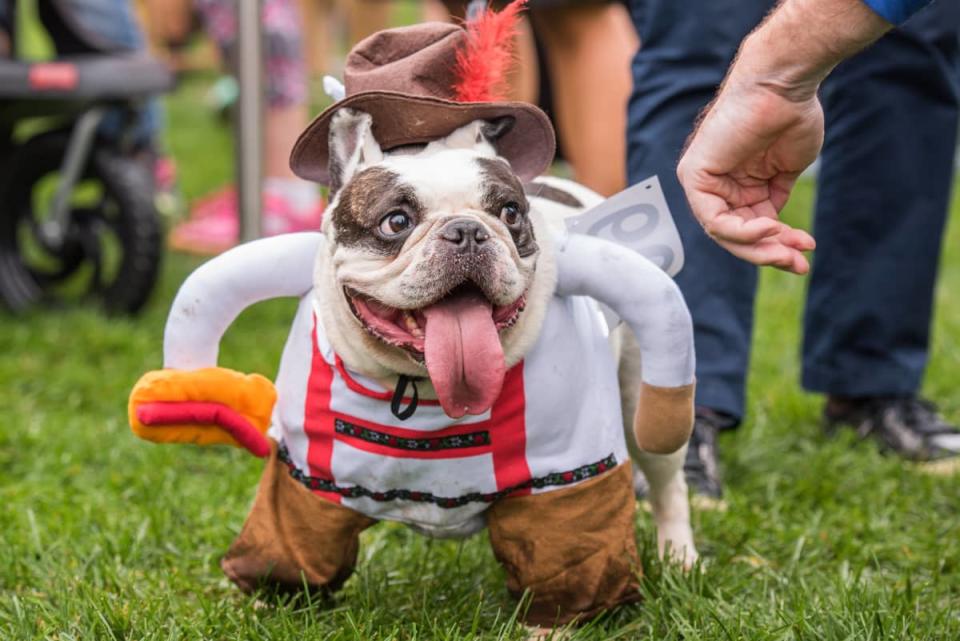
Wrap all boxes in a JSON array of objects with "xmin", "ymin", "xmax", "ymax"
[{"xmin": 616, "ymin": 329, "xmax": 698, "ymax": 569}]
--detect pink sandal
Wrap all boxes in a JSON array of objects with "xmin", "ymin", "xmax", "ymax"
[{"xmin": 170, "ymin": 187, "xmax": 324, "ymax": 256}]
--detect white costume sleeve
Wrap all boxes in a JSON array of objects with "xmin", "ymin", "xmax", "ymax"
[
  {"xmin": 163, "ymin": 233, "xmax": 324, "ymax": 369},
  {"xmin": 554, "ymin": 231, "xmax": 695, "ymax": 388}
]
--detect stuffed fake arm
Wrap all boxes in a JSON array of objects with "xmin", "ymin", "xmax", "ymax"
[
  {"xmin": 554, "ymin": 231, "xmax": 696, "ymax": 454},
  {"xmin": 129, "ymin": 232, "xmax": 324, "ymax": 457}
]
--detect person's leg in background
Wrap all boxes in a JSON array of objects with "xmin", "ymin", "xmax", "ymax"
[
  {"xmin": 803, "ymin": 2, "xmax": 960, "ymax": 464},
  {"xmin": 440, "ymin": 0, "xmax": 628, "ymax": 195},
  {"xmin": 43, "ymin": 0, "xmax": 176, "ymax": 210},
  {"xmin": 344, "ymin": 0, "xmax": 391, "ymax": 48},
  {"xmin": 261, "ymin": 0, "xmax": 316, "ymax": 210},
  {"xmin": 626, "ymin": 0, "xmax": 771, "ymax": 501},
  {"xmin": 48, "ymin": 0, "xmax": 163, "ymax": 151},
  {"xmin": 173, "ymin": 0, "xmax": 321, "ymax": 256},
  {"xmin": 300, "ymin": 0, "xmax": 394, "ymax": 79},
  {"xmin": 531, "ymin": 0, "xmax": 637, "ymax": 196}
]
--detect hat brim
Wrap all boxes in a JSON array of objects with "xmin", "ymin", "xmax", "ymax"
[{"xmin": 289, "ymin": 91, "xmax": 557, "ymax": 185}]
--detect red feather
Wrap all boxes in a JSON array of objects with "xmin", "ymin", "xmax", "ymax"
[{"xmin": 453, "ymin": 0, "xmax": 528, "ymax": 103}]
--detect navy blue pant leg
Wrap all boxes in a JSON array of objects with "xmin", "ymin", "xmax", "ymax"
[
  {"xmin": 802, "ymin": 2, "xmax": 960, "ymax": 397},
  {"xmin": 626, "ymin": 0, "xmax": 771, "ymax": 419}
]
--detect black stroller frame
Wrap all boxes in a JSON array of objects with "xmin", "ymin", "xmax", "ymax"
[{"xmin": 0, "ymin": 0, "xmax": 173, "ymax": 314}]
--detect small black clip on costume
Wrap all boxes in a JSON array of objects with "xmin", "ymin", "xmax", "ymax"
[{"xmin": 391, "ymin": 374, "xmax": 420, "ymax": 420}]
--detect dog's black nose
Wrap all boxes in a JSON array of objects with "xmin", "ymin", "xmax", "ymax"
[{"xmin": 440, "ymin": 219, "xmax": 490, "ymax": 253}]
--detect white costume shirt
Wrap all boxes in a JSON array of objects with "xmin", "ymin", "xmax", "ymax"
[{"xmin": 162, "ymin": 232, "xmax": 694, "ymax": 537}]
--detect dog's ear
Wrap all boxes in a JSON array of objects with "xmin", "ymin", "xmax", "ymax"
[
  {"xmin": 427, "ymin": 116, "xmax": 516, "ymax": 156},
  {"xmin": 328, "ymin": 108, "xmax": 384, "ymax": 195},
  {"xmin": 479, "ymin": 116, "xmax": 515, "ymax": 144}
]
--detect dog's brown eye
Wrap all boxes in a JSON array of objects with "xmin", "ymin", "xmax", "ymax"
[
  {"xmin": 500, "ymin": 202, "xmax": 522, "ymax": 227},
  {"xmin": 379, "ymin": 211, "xmax": 413, "ymax": 237}
]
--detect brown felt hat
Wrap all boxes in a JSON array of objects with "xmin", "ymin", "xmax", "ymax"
[{"xmin": 289, "ymin": 22, "xmax": 556, "ymax": 186}]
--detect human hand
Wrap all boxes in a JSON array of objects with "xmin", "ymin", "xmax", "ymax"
[
  {"xmin": 128, "ymin": 367, "xmax": 277, "ymax": 458},
  {"xmin": 677, "ymin": 76, "xmax": 821, "ymax": 274},
  {"xmin": 675, "ymin": 0, "xmax": 893, "ymax": 275}
]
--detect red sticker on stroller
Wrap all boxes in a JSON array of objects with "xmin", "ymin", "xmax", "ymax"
[{"xmin": 29, "ymin": 63, "xmax": 79, "ymax": 91}]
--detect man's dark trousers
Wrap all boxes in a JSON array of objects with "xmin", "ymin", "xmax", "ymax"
[{"xmin": 626, "ymin": 0, "xmax": 960, "ymax": 420}]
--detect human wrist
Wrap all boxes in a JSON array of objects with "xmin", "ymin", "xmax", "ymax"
[
  {"xmin": 728, "ymin": 0, "xmax": 891, "ymax": 102},
  {"xmin": 730, "ymin": 30, "xmax": 826, "ymax": 103}
]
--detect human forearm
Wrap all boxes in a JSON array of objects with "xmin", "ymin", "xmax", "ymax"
[
  {"xmin": 731, "ymin": 0, "xmax": 892, "ymax": 101},
  {"xmin": 675, "ymin": 0, "xmax": 916, "ymax": 274}
]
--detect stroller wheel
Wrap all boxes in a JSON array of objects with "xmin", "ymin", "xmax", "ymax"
[{"xmin": 0, "ymin": 131, "xmax": 162, "ymax": 315}]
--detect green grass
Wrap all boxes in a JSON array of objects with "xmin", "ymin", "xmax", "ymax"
[{"xmin": 2, "ymin": 73, "xmax": 960, "ymax": 639}]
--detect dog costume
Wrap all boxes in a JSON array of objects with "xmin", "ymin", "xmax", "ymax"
[{"xmin": 129, "ymin": 2, "xmax": 695, "ymax": 626}]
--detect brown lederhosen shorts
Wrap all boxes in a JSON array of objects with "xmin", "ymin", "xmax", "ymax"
[{"xmin": 221, "ymin": 445, "xmax": 640, "ymax": 626}]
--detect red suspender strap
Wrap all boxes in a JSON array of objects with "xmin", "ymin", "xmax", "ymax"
[
  {"xmin": 489, "ymin": 365, "xmax": 531, "ymax": 496},
  {"xmin": 334, "ymin": 355, "xmax": 441, "ymax": 405},
  {"xmin": 304, "ymin": 313, "xmax": 531, "ymax": 501},
  {"xmin": 303, "ymin": 316, "xmax": 341, "ymax": 503}
]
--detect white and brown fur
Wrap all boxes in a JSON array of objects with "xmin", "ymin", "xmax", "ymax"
[{"xmin": 314, "ymin": 108, "xmax": 697, "ymax": 565}]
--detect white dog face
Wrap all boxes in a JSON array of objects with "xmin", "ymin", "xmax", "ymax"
[{"xmin": 316, "ymin": 109, "xmax": 552, "ymax": 418}]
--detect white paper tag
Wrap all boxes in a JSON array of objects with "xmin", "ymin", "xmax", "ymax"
[
  {"xmin": 563, "ymin": 176, "xmax": 684, "ymax": 328},
  {"xmin": 564, "ymin": 175, "xmax": 684, "ymax": 277}
]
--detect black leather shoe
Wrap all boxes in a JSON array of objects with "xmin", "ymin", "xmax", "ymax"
[
  {"xmin": 824, "ymin": 395, "xmax": 960, "ymax": 461},
  {"xmin": 684, "ymin": 409, "xmax": 727, "ymax": 501},
  {"xmin": 633, "ymin": 408, "xmax": 732, "ymax": 506}
]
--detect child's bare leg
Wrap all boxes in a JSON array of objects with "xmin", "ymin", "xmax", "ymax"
[{"xmin": 532, "ymin": 3, "xmax": 637, "ymax": 196}]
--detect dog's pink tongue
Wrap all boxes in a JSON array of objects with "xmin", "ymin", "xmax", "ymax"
[{"xmin": 423, "ymin": 290, "xmax": 505, "ymax": 419}]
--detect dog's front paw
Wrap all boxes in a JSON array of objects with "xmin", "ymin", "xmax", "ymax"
[{"xmin": 657, "ymin": 520, "xmax": 699, "ymax": 571}]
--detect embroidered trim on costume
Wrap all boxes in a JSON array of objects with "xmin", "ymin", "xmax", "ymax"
[
  {"xmin": 334, "ymin": 418, "xmax": 491, "ymax": 451},
  {"xmin": 277, "ymin": 443, "xmax": 617, "ymax": 508}
]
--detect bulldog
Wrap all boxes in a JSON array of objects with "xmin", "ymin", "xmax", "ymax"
[
  {"xmin": 130, "ymin": 110, "xmax": 697, "ymax": 627},
  {"xmin": 317, "ymin": 108, "xmax": 698, "ymax": 556},
  {"xmin": 129, "ymin": 8, "xmax": 696, "ymax": 629}
]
